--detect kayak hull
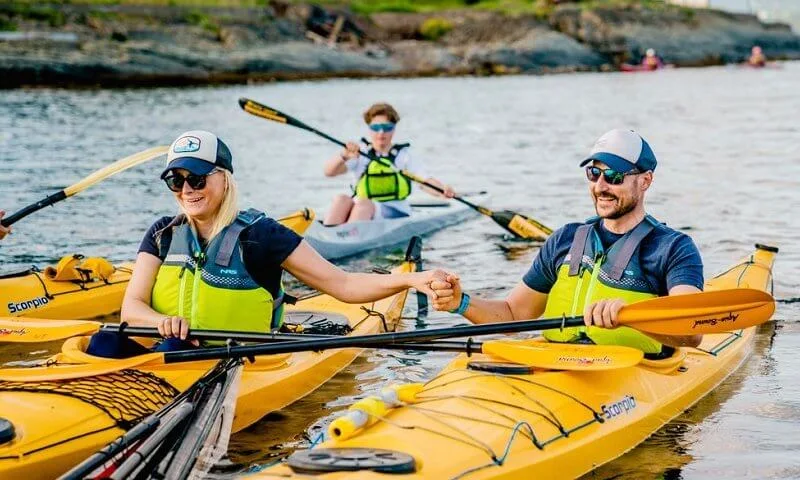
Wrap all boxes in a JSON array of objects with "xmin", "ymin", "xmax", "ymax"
[
  {"xmin": 305, "ymin": 194, "xmax": 486, "ymax": 260},
  {"xmin": 0, "ymin": 209, "xmax": 315, "ymax": 321},
  {"xmin": 0, "ymin": 265, "xmax": 133, "ymax": 320},
  {"xmin": 252, "ymin": 245, "xmax": 776, "ymax": 479},
  {"xmin": 0, "ymin": 284, "xmax": 409, "ymax": 479}
]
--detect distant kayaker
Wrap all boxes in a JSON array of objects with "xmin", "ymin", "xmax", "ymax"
[
  {"xmin": 641, "ymin": 48, "xmax": 665, "ymax": 70},
  {"xmin": 88, "ymin": 130, "xmax": 449, "ymax": 357},
  {"xmin": 0, "ymin": 211, "xmax": 9, "ymax": 239},
  {"xmin": 322, "ymin": 102, "xmax": 455, "ymax": 226},
  {"xmin": 430, "ymin": 129, "xmax": 704, "ymax": 357},
  {"xmin": 748, "ymin": 45, "xmax": 767, "ymax": 67}
]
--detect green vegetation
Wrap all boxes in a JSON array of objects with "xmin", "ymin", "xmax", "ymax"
[
  {"xmin": 0, "ymin": 0, "xmax": 681, "ymax": 16},
  {"xmin": 2, "ymin": 0, "xmax": 670, "ymax": 11},
  {"xmin": 185, "ymin": 9, "xmax": 221, "ymax": 34},
  {"xmin": 0, "ymin": 4, "xmax": 67, "ymax": 26},
  {"xmin": 0, "ymin": 17, "xmax": 17, "ymax": 31},
  {"xmin": 420, "ymin": 17, "xmax": 453, "ymax": 40}
]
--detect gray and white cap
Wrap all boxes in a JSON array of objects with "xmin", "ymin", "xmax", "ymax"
[
  {"xmin": 161, "ymin": 130, "xmax": 233, "ymax": 178},
  {"xmin": 579, "ymin": 129, "xmax": 657, "ymax": 173}
]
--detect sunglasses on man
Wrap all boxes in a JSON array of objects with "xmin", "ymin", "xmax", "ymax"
[{"xmin": 585, "ymin": 166, "xmax": 643, "ymax": 185}]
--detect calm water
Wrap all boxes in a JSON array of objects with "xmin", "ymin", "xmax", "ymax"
[{"xmin": 1, "ymin": 64, "xmax": 799, "ymax": 478}]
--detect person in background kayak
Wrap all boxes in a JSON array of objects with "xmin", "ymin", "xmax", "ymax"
[
  {"xmin": 748, "ymin": 45, "xmax": 767, "ymax": 67},
  {"xmin": 88, "ymin": 130, "xmax": 449, "ymax": 357},
  {"xmin": 642, "ymin": 48, "xmax": 665, "ymax": 70},
  {"xmin": 0, "ymin": 211, "xmax": 10, "ymax": 240},
  {"xmin": 430, "ymin": 129, "xmax": 704, "ymax": 357},
  {"xmin": 322, "ymin": 102, "xmax": 455, "ymax": 226}
]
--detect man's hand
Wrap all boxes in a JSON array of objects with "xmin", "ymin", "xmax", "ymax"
[{"xmin": 583, "ymin": 298, "xmax": 625, "ymax": 329}]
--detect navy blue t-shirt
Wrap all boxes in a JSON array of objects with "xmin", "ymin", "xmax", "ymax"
[
  {"xmin": 139, "ymin": 215, "xmax": 303, "ymax": 297},
  {"xmin": 523, "ymin": 219, "xmax": 703, "ymax": 296}
]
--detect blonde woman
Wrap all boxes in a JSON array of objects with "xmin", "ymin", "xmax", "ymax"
[{"xmin": 89, "ymin": 130, "xmax": 448, "ymax": 357}]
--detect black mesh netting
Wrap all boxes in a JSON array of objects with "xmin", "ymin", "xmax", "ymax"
[{"xmin": 0, "ymin": 369, "xmax": 180, "ymax": 429}]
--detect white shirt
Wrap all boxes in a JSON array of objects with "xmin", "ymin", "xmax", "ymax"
[{"xmin": 345, "ymin": 144, "xmax": 427, "ymax": 216}]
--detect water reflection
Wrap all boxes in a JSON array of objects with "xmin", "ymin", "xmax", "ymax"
[{"xmin": 2, "ymin": 63, "xmax": 799, "ymax": 478}]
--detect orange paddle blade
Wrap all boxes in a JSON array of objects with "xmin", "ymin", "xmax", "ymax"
[
  {"xmin": 482, "ymin": 340, "xmax": 643, "ymax": 371},
  {"xmin": 0, "ymin": 352, "xmax": 165, "ymax": 382},
  {"xmin": 620, "ymin": 288, "xmax": 775, "ymax": 335},
  {"xmin": 0, "ymin": 318, "xmax": 101, "ymax": 343}
]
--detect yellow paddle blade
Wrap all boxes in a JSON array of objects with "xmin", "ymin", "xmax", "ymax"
[
  {"xmin": 0, "ymin": 352, "xmax": 165, "ymax": 382},
  {"xmin": 508, "ymin": 214, "xmax": 552, "ymax": 240},
  {"xmin": 482, "ymin": 340, "xmax": 643, "ymax": 371},
  {"xmin": 240, "ymin": 99, "xmax": 288, "ymax": 124},
  {"xmin": 0, "ymin": 318, "xmax": 101, "ymax": 343},
  {"xmin": 64, "ymin": 145, "xmax": 168, "ymax": 197},
  {"xmin": 620, "ymin": 288, "xmax": 776, "ymax": 335},
  {"xmin": 278, "ymin": 208, "xmax": 315, "ymax": 235}
]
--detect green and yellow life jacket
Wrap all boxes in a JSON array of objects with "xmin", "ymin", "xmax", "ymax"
[
  {"xmin": 542, "ymin": 215, "xmax": 663, "ymax": 353},
  {"xmin": 353, "ymin": 141, "xmax": 412, "ymax": 202},
  {"xmin": 150, "ymin": 209, "xmax": 287, "ymax": 335}
]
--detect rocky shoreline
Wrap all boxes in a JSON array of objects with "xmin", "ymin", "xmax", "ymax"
[{"xmin": 2, "ymin": 2, "xmax": 799, "ymax": 89}]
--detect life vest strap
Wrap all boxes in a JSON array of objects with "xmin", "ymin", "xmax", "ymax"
[
  {"xmin": 568, "ymin": 224, "xmax": 592, "ymax": 276},
  {"xmin": 155, "ymin": 214, "xmax": 187, "ymax": 260},
  {"xmin": 607, "ymin": 219, "xmax": 655, "ymax": 281},
  {"xmin": 215, "ymin": 208, "xmax": 265, "ymax": 267}
]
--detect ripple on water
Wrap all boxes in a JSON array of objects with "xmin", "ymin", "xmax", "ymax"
[{"xmin": 3, "ymin": 64, "xmax": 800, "ymax": 478}]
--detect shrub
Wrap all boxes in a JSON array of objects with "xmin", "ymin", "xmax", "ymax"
[{"xmin": 420, "ymin": 17, "xmax": 453, "ymax": 41}]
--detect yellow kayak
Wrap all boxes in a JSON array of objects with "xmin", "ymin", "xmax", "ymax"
[
  {"xmin": 0, "ymin": 209, "xmax": 314, "ymax": 320},
  {"xmin": 0, "ymin": 231, "xmax": 414, "ymax": 480},
  {"xmin": 252, "ymin": 244, "xmax": 777, "ymax": 479}
]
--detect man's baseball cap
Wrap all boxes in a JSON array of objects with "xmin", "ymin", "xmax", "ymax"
[
  {"xmin": 579, "ymin": 129, "xmax": 657, "ymax": 173},
  {"xmin": 161, "ymin": 130, "xmax": 233, "ymax": 178}
]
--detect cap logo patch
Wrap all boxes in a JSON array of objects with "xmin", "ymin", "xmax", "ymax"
[{"xmin": 173, "ymin": 136, "xmax": 201, "ymax": 153}]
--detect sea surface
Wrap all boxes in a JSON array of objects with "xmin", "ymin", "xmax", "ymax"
[{"xmin": 2, "ymin": 62, "xmax": 799, "ymax": 478}]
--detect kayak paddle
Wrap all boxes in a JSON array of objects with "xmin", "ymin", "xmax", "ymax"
[
  {"xmin": 0, "ymin": 288, "xmax": 775, "ymax": 347},
  {"xmin": 1, "ymin": 146, "xmax": 168, "ymax": 227},
  {"xmin": 157, "ymin": 288, "xmax": 775, "ymax": 363},
  {"xmin": 238, "ymin": 97, "xmax": 551, "ymax": 241},
  {"xmin": 60, "ymin": 357, "xmax": 242, "ymax": 480}
]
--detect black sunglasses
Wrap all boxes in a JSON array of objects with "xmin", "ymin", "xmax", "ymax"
[
  {"xmin": 585, "ymin": 166, "xmax": 641, "ymax": 185},
  {"xmin": 163, "ymin": 170, "xmax": 219, "ymax": 192}
]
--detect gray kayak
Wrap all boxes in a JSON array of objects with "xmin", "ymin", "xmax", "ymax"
[{"xmin": 305, "ymin": 193, "xmax": 488, "ymax": 260}]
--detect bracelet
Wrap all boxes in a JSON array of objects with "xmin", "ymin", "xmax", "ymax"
[{"xmin": 449, "ymin": 292, "xmax": 471, "ymax": 315}]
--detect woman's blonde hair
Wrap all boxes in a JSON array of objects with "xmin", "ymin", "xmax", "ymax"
[{"xmin": 179, "ymin": 170, "xmax": 239, "ymax": 241}]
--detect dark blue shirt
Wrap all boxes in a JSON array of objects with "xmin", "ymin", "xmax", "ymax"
[
  {"xmin": 523, "ymin": 219, "xmax": 703, "ymax": 296},
  {"xmin": 139, "ymin": 215, "xmax": 302, "ymax": 296}
]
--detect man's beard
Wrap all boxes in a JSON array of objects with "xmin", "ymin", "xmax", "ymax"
[{"xmin": 594, "ymin": 193, "xmax": 638, "ymax": 219}]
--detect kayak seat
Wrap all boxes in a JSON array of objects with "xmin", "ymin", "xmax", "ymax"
[{"xmin": 639, "ymin": 347, "xmax": 687, "ymax": 375}]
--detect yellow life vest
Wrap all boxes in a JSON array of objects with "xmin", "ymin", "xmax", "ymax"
[
  {"xmin": 542, "ymin": 216, "xmax": 663, "ymax": 354},
  {"xmin": 150, "ymin": 209, "xmax": 287, "ymax": 335},
  {"xmin": 353, "ymin": 142, "xmax": 412, "ymax": 202}
]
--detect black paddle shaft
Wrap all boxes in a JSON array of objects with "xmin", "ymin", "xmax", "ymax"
[
  {"xmin": 164, "ymin": 316, "xmax": 583, "ymax": 363},
  {"xmin": 2, "ymin": 190, "xmax": 66, "ymax": 227}
]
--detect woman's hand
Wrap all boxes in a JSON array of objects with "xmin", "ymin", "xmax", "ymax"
[
  {"xmin": 409, "ymin": 269, "xmax": 451, "ymax": 299},
  {"xmin": 431, "ymin": 273, "xmax": 462, "ymax": 312},
  {"xmin": 158, "ymin": 315, "xmax": 190, "ymax": 340}
]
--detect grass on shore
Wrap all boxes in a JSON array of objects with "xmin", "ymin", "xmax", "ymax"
[{"xmin": 2, "ymin": 0, "xmax": 671, "ymax": 14}]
